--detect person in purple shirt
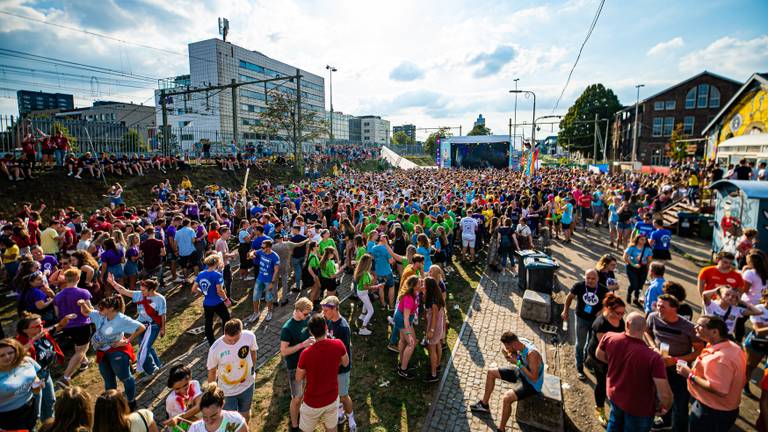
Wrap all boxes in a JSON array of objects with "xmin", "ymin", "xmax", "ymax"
[
  {"xmin": 53, "ymin": 267, "xmax": 93, "ymax": 388},
  {"xmin": 31, "ymin": 246, "xmax": 58, "ymax": 275},
  {"xmin": 99, "ymin": 238, "xmax": 125, "ymax": 287}
]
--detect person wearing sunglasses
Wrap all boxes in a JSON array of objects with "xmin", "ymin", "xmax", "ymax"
[
  {"xmin": 279, "ymin": 297, "xmax": 314, "ymax": 432},
  {"xmin": 586, "ymin": 293, "xmax": 626, "ymax": 426}
]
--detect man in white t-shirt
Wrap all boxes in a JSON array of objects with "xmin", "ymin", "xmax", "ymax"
[
  {"xmin": 206, "ymin": 319, "xmax": 258, "ymax": 422},
  {"xmin": 460, "ymin": 213, "xmax": 479, "ymax": 262}
]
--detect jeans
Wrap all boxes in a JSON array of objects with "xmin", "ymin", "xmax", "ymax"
[
  {"xmin": 660, "ymin": 366, "xmax": 690, "ymax": 432},
  {"xmin": 54, "ymin": 149, "xmax": 65, "ymax": 166},
  {"xmin": 607, "ymin": 400, "xmax": 653, "ymax": 432},
  {"xmin": 203, "ymin": 302, "xmax": 231, "ymax": 345},
  {"xmin": 292, "ymin": 257, "xmax": 304, "ymax": 292},
  {"xmin": 591, "ymin": 359, "xmax": 607, "ymax": 407},
  {"xmin": 575, "ymin": 316, "xmax": 592, "ymax": 372},
  {"xmin": 499, "ymin": 248, "xmax": 512, "ymax": 269},
  {"xmin": 142, "ymin": 322, "xmax": 162, "ymax": 375},
  {"xmin": 626, "ymin": 265, "xmax": 647, "ymax": 302},
  {"xmin": 689, "ymin": 399, "xmax": 738, "ymax": 432},
  {"xmin": 223, "ymin": 264, "xmax": 233, "ymax": 299},
  {"xmin": 35, "ymin": 374, "xmax": 55, "ymax": 422},
  {"xmin": 98, "ymin": 351, "xmax": 136, "ymax": 404}
]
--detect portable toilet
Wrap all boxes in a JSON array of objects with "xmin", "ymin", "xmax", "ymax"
[{"xmin": 709, "ymin": 180, "xmax": 768, "ymax": 254}]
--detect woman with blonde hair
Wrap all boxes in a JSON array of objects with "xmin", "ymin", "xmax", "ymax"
[
  {"xmin": 0, "ymin": 337, "xmax": 42, "ymax": 431},
  {"xmin": 354, "ymin": 254, "xmax": 384, "ymax": 336}
]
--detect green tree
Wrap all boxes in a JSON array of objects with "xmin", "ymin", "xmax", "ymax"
[
  {"xmin": 52, "ymin": 122, "xmax": 78, "ymax": 152},
  {"xmin": 467, "ymin": 124, "xmax": 491, "ymax": 136},
  {"xmin": 123, "ymin": 129, "xmax": 146, "ymax": 152},
  {"xmin": 424, "ymin": 127, "xmax": 451, "ymax": 157},
  {"xmin": 392, "ymin": 130, "xmax": 410, "ymax": 145},
  {"xmin": 667, "ymin": 122, "xmax": 688, "ymax": 163},
  {"xmin": 558, "ymin": 84, "xmax": 622, "ymax": 158},
  {"xmin": 252, "ymin": 89, "xmax": 328, "ymax": 173}
]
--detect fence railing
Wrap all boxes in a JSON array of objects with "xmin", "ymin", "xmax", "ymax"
[{"xmin": 387, "ymin": 143, "xmax": 426, "ymax": 155}]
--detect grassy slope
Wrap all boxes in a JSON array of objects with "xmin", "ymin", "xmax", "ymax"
[{"xmin": 403, "ymin": 155, "xmax": 437, "ymax": 166}]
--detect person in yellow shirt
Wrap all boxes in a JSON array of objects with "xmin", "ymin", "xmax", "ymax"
[
  {"xmin": 180, "ymin": 176, "xmax": 192, "ymax": 190},
  {"xmin": 687, "ymin": 173, "xmax": 699, "ymax": 205},
  {"xmin": 1, "ymin": 237, "xmax": 20, "ymax": 278},
  {"xmin": 40, "ymin": 220, "xmax": 63, "ymax": 255}
]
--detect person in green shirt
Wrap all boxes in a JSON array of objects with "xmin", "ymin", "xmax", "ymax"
[
  {"xmin": 279, "ymin": 297, "xmax": 313, "ymax": 431},
  {"xmin": 354, "ymin": 254, "xmax": 384, "ymax": 336},
  {"xmin": 317, "ymin": 229, "xmax": 339, "ymax": 262},
  {"xmin": 302, "ymin": 242, "xmax": 321, "ymax": 305},
  {"xmin": 318, "ymin": 247, "xmax": 345, "ymax": 304}
]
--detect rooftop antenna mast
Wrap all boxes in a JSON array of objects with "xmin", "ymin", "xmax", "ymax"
[{"xmin": 218, "ymin": 17, "xmax": 229, "ymax": 42}]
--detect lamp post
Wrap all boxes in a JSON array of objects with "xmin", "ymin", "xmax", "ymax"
[
  {"xmin": 632, "ymin": 84, "xmax": 644, "ymax": 162},
  {"xmin": 326, "ymin": 65, "xmax": 337, "ymax": 142},
  {"xmin": 512, "ymin": 78, "xmax": 519, "ymax": 150},
  {"xmin": 510, "ymin": 89, "xmax": 536, "ymax": 146}
]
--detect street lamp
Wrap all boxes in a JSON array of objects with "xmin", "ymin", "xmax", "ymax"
[
  {"xmin": 326, "ymin": 65, "xmax": 337, "ymax": 142},
  {"xmin": 512, "ymin": 78, "xmax": 519, "ymax": 149},
  {"xmin": 510, "ymin": 89, "xmax": 536, "ymax": 145},
  {"xmin": 632, "ymin": 84, "xmax": 644, "ymax": 162}
]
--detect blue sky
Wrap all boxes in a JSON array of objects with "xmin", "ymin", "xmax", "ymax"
[{"xmin": 0, "ymin": 0, "xmax": 766, "ymax": 139}]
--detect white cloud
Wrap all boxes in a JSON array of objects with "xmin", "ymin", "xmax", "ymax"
[
  {"xmin": 647, "ymin": 37, "xmax": 684, "ymax": 56},
  {"xmin": 679, "ymin": 35, "xmax": 768, "ymax": 79}
]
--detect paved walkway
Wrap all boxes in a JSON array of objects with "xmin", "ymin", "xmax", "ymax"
[
  {"xmin": 133, "ymin": 274, "xmax": 354, "ymax": 420},
  {"xmin": 424, "ymin": 270, "xmax": 547, "ymax": 432}
]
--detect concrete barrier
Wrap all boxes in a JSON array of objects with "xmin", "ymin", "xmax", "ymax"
[{"xmin": 380, "ymin": 146, "xmax": 435, "ymax": 169}]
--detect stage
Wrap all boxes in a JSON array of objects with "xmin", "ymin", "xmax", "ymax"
[{"xmin": 437, "ymin": 135, "xmax": 521, "ymax": 169}]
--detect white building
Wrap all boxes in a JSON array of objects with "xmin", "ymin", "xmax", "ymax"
[
  {"xmin": 326, "ymin": 111, "xmax": 352, "ymax": 143},
  {"xmin": 358, "ymin": 115, "xmax": 390, "ymax": 145},
  {"xmin": 155, "ymin": 38, "xmax": 325, "ymax": 153}
]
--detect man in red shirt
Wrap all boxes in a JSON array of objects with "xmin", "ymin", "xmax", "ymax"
[
  {"xmin": 53, "ymin": 130, "xmax": 69, "ymax": 167},
  {"xmin": 597, "ymin": 311, "xmax": 672, "ymax": 431},
  {"xmin": 295, "ymin": 313, "xmax": 349, "ymax": 432},
  {"xmin": 578, "ymin": 190, "xmax": 593, "ymax": 232},
  {"xmin": 697, "ymin": 251, "xmax": 744, "ymax": 295}
]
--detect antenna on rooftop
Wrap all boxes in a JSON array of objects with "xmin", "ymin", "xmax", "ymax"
[{"xmin": 218, "ymin": 17, "xmax": 230, "ymax": 42}]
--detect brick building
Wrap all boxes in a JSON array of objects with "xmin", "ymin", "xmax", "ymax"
[{"xmin": 613, "ymin": 71, "xmax": 741, "ymax": 165}]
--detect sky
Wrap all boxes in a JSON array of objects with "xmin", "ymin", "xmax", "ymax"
[{"xmin": 0, "ymin": 0, "xmax": 767, "ymax": 141}]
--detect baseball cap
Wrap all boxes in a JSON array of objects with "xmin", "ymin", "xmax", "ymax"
[{"xmin": 320, "ymin": 296, "xmax": 340, "ymax": 308}]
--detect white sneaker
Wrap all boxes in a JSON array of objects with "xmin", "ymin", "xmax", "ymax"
[
  {"xmin": 74, "ymin": 175, "xmax": 82, "ymax": 179},
  {"xmin": 358, "ymin": 327, "xmax": 372, "ymax": 336},
  {"xmin": 244, "ymin": 313, "xmax": 257, "ymax": 324},
  {"xmin": 265, "ymin": 311, "xmax": 273, "ymax": 321},
  {"xmin": 174, "ymin": 276, "xmax": 186, "ymax": 283},
  {"xmin": 67, "ymin": 172, "xmax": 73, "ymax": 176}
]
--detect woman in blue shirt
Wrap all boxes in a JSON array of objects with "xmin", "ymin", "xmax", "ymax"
[
  {"xmin": 0, "ymin": 338, "xmax": 42, "ymax": 431},
  {"xmin": 78, "ymin": 295, "xmax": 145, "ymax": 411},
  {"xmin": 623, "ymin": 234, "xmax": 653, "ymax": 305},
  {"xmin": 192, "ymin": 254, "xmax": 231, "ymax": 346}
]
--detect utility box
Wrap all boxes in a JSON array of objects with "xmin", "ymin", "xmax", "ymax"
[
  {"xmin": 515, "ymin": 250, "xmax": 547, "ymax": 290},
  {"xmin": 520, "ymin": 290, "xmax": 552, "ymax": 323},
  {"xmin": 524, "ymin": 256, "xmax": 560, "ymax": 294}
]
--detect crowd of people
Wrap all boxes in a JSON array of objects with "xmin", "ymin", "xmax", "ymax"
[{"xmin": 0, "ymin": 154, "xmax": 766, "ymax": 432}]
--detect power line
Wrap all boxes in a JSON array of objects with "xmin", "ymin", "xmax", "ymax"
[
  {"xmin": 0, "ymin": 48, "xmax": 159, "ymax": 82},
  {"xmin": 552, "ymin": 0, "xmax": 606, "ymax": 112}
]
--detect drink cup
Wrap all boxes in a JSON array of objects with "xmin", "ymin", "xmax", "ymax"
[{"xmin": 659, "ymin": 342, "xmax": 669, "ymax": 357}]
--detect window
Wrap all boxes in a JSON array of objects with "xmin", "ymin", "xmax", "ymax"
[
  {"xmin": 697, "ymin": 84, "xmax": 709, "ymax": 108},
  {"xmin": 709, "ymin": 86, "xmax": 720, "ymax": 108},
  {"xmin": 683, "ymin": 116, "xmax": 695, "ymax": 135},
  {"xmin": 239, "ymin": 60, "xmax": 264, "ymax": 74},
  {"xmin": 181, "ymin": 134, "xmax": 194, "ymax": 141},
  {"xmin": 665, "ymin": 100, "xmax": 676, "ymax": 110},
  {"xmin": 663, "ymin": 117, "xmax": 675, "ymax": 136},
  {"xmin": 242, "ymin": 118, "xmax": 260, "ymax": 126},
  {"xmin": 685, "ymin": 88, "xmax": 696, "ymax": 109},
  {"xmin": 363, "ymin": 122, "xmax": 370, "ymax": 126},
  {"xmin": 652, "ymin": 118, "xmax": 663, "ymax": 136},
  {"xmin": 240, "ymin": 89, "xmax": 265, "ymax": 101},
  {"xmin": 654, "ymin": 101, "xmax": 664, "ymax": 111}
]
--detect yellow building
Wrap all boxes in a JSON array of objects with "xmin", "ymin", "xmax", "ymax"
[{"xmin": 703, "ymin": 72, "xmax": 768, "ymax": 163}]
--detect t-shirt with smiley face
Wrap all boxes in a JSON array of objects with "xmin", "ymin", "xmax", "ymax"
[{"xmin": 206, "ymin": 330, "xmax": 258, "ymax": 397}]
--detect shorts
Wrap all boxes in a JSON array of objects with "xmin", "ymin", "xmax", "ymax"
[
  {"xmin": 254, "ymin": 280, "xmax": 273, "ymax": 302},
  {"xmin": 238, "ymin": 244, "xmax": 252, "ymax": 270},
  {"xmin": 617, "ymin": 222, "xmax": 631, "ymax": 230},
  {"xmin": 652, "ymin": 249, "xmax": 672, "ymax": 260},
  {"xmin": 124, "ymin": 260, "xmax": 139, "ymax": 277},
  {"xmin": 338, "ymin": 371, "xmax": 350, "ymax": 397},
  {"xmin": 107, "ymin": 263, "xmax": 125, "ymax": 280},
  {"xmin": 63, "ymin": 324, "xmax": 93, "ymax": 346},
  {"xmin": 498, "ymin": 366, "xmax": 539, "ymax": 401},
  {"xmin": 287, "ymin": 368, "xmax": 304, "ymax": 398},
  {"xmin": 300, "ymin": 398, "xmax": 339, "ymax": 432},
  {"xmin": 608, "ymin": 221, "xmax": 618, "ymax": 230},
  {"xmin": 223, "ymin": 384, "xmax": 254, "ymax": 413},
  {"xmin": 561, "ymin": 222, "xmax": 571, "ymax": 229},
  {"xmin": 377, "ymin": 273, "xmax": 394, "ymax": 289},
  {"xmin": 320, "ymin": 276, "xmax": 338, "ymax": 293},
  {"xmin": 462, "ymin": 235, "xmax": 476, "ymax": 249},
  {"xmin": 165, "ymin": 248, "xmax": 177, "ymax": 261},
  {"xmin": 110, "ymin": 197, "xmax": 124, "ymax": 206},
  {"xmin": 177, "ymin": 252, "xmax": 198, "ymax": 269}
]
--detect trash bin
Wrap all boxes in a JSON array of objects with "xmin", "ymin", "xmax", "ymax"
[
  {"xmin": 677, "ymin": 212, "xmax": 698, "ymax": 237},
  {"xmin": 515, "ymin": 250, "xmax": 547, "ymax": 290},
  {"xmin": 699, "ymin": 214, "xmax": 714, "ymax": 239},
  {"xmin": 524, "ymin": 256, "xmax": 560, "ymax": 294}
]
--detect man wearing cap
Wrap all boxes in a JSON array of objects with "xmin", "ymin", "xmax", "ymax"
[{"xmin": 321, "ymin": 296, "xmax": 356, "ymax": 431}]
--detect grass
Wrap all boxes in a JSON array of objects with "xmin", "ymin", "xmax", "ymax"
[
  {"xmin": 246, "ymin": 258, "xmax": 483, "ymax": 431},
  {"xmin": 404, "ymin": 155, "xmax": 436, "ymax": 166}
]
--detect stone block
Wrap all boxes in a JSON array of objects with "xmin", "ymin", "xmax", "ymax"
[
  {"xmin": 520, "ymin": 290, "xmax": 552, "ymax": 323},
  {"xmin": 515, "ymin": 374, "xmax": 563, "ymax": 431}
]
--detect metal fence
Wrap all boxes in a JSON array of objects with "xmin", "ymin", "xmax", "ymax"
[{"xmin": 388, "ymin": 143, "xmax": 426, "ymax": 155}]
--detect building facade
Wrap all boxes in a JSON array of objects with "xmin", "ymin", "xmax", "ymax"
[
  {"xmin": 156, "ymin": 38, "xmax": 325, "ymax": 152},
  {"xmin": 17, "ymin": 90, "xmax": 73, "ymax": 116},
  {"xmin": 359, "ymin": 115, "xmax": 390, "ymax": 145},
  {"xmin": 613, "ymin": 71, "xmax": 741, "ymax": 165},
  {"xmin": 393, "ymin": 124, "xmax": 416, "ymax": 142},
  {"xmin": 326, "ymin": 111, "xmax": 352, "ymax": 143},
  {"xmin": 348, "ymin": 117, "xmax": 361, "ymax": 143}
]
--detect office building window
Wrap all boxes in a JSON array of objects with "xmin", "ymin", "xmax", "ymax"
[
  {"xmin": 654, "ymin": 101, "xmax": 664, "ymax": 111},
  {"xmin": 683, "ymin": 116, "xmax": 695, "ymax": 135},
  {"xmin": 181, "ymin": 134, "xmax": 194, "ymax": 141},
  {"xmin": 709, "ymin": 86, "xmax": 720, "ymax": 108},
  {"xmin": 240, "ymin": 89, "xmax": 265, "ymax": 101},
  {"xmin": 685, "ymin": 87, "xmax": 696, "ymax": 109},
  {"xmin": 663, "ymin": 117, "xmax": 675, "ymax": 136},
  {"xmin": 652, "ymin": 117, "xmax": 663, "ymax": 137},
  {"xmin": 697, "ymin": 84, "xmax": 709, "ymax": 108},
  {"xmin": 239, "ymin": 60, "xmax": 264, "ymax": 74},
  {"xmin": 665, "ymin": 100, "xmax": 676, "ymax": 110}
]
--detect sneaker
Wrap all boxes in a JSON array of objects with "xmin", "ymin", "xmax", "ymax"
[
  {"xmin": 358, "ymin": 327, "xmax": 372, "ymax": 336},
  {"xmin": 397, "ymin": 368, "xmax": 415, "ymax": 380},
  {"xmin": 79, "ymin": 359, "xmax": 92, "ymax": 372},
  {"xmin": 470, "ymin": 400, "xmax": 490, "ymax": 413},
  {"xmin": 244, "ymin": 313, "xmax": 258, "ymax": 324},
  {"xmin": 595, "ymin": 406, "xmax": 607, "ymax": 427},
  {"xmin": 577, "ymin": 371, "xmax": 587, "ymax": 381},
  {"xmin": 387, "ymin": 344, "xmax": 399, "ymax": 353},
  {"xmin": 67, "ymin": 172, "xmax": 73, "ymax": 177},
  {"xmin": 74, "ymin": 175, "xmax": 82, "ymax": 179},
  {"xmin": 387, "ymin": 316, "xmax": 394, "ymax": 325},
  {"xmin": 348, "ymin": 420, "xmax": 357, "ymax": 432},
  {"xmin": 424, "ymin": 373, "xmax": 440, "ymax": 383},
  {"xmin": 266, "ymin": 311, "xmax": 273, "ymax": 322},
  {"xmin": 55, "ymin": 377, "xmax": 71, "ymax": 389}
]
